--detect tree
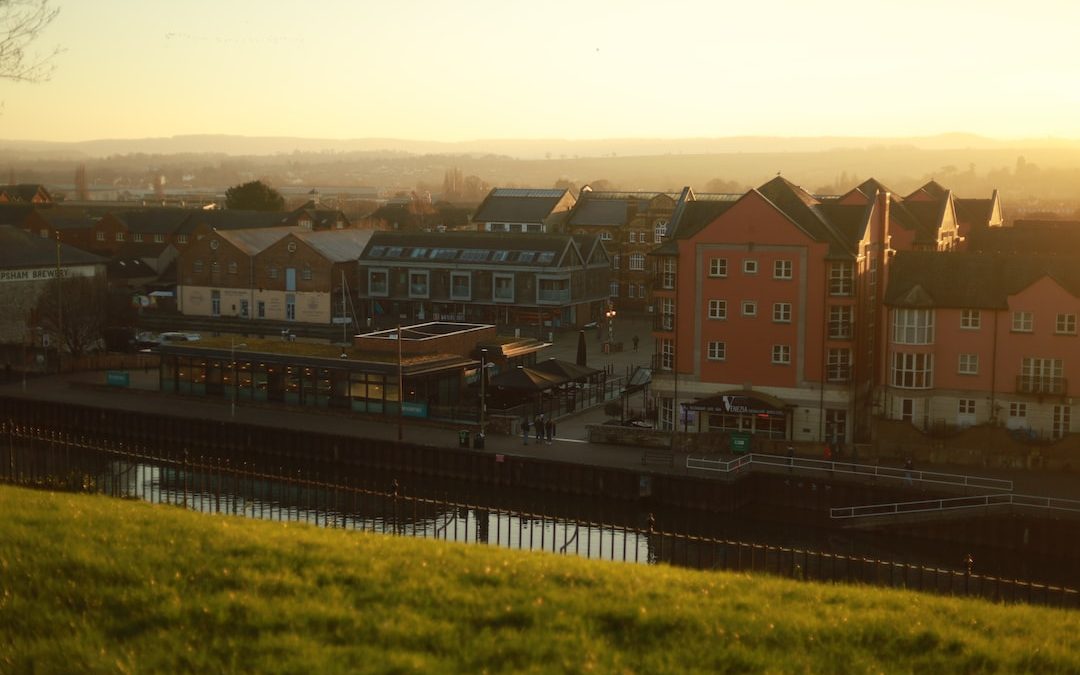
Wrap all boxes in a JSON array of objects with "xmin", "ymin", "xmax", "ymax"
[
  {"xmin": 1, "ymin": 0, "xmax": 61, "ymax": 83},
  {"xmin": 34, "ymin": 275, "xmax": 107, "ymax": 358},
  {"xmin": 225, "ymin": 180, "xmax": 285, "ymax": 211}
]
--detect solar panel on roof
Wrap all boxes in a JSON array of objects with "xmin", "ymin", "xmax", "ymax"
[
  {"xmin": 491, "ymin": 251, "xmax": 510, "ymax": 262},
  {"xmin": 432, "ymin": 248, "xmax": 458, "ymax": 260},
  {"xmin": 517, "ymin": 251, "xmax": 536, "ymax": 263},
  {"xmin": 537, "ymin": 251, "xmax": 555, "ymax": 263},
  {"xmin": 460, "ymin": 249, "xmax": 489, "ymax": 262}
]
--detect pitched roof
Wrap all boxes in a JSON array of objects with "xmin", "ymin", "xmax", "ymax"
[
  {"xmin": 0, "ymin": 225, "xmax": 104, "ymax": 269},
  {"xmin": 112, "ymin": 208, "xmax": 192, "ymax": 234},
  {"xmin": 885, "ymin": 251, "xmax": 1080, "ymax": 308},
  {"xmin": 471, "ymin": 188, "xmax": 572, "ymax": 224},
  {"xmin": 967, "ymin": 222, "xmax": 1080, "ymax": 255},
  {"xmin": 755, "ymin": 176, "xmax": 854, "ymax": 256},
  {"xmin": 566, "ymin": 198, "xmax": 629, "ymax": 227},
  {"xmin": 179, "ymin": 210, "xmax": 288, "ymax": 234},
  {"xmin": 0, "ymin": 203, "xmax": 37, "ymax": 226},
  {"xmin": 293, "ymin": 229, "xmax": 374, "ymax": 262},
  {"xmin": 954, "ymin": 198, "xmax": 994, "ymax": 229},
  {"xmin": 905, "ymin": 180, "xmax": 949, "ymax": 201},
  {"xmin": 0, "ymin": 184, "xmax": 52, "ymax": 203},
  {"xmin": 216, "ymin": 227, "xmax": 298, "ymax": 255},
  {"xmin": 360, "ymin": 230, "xmax": 594, "ymax": 267}
]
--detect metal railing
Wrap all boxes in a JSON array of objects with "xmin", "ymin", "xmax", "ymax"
[
  {"xmin": 832, "ymin": 493, "xmax": 1080, "ymax": 521},
  {"xmin": 2, "ymin": 423, "xmax": 1075, "ymax": 608},
  {"xmin": 1016, "ymin": 375, "xmax": 1067, "ymax": 396},
  {"xmin": 686, "ymin": 453, "xmax": 1014, "ymax": 492}
]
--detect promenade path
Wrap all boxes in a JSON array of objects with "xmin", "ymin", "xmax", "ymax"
[{"xmin": 3, "ymin": 314, "xmax": 1078, "ymax": 501}]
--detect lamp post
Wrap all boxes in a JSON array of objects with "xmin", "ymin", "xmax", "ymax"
[
  {"xmin": 230, "ymin": 337, "xmax": 246, "ymax": 419},
  {"xmin": 480, "ymin": 348, "xmax": 488, "ymax": 433},
  {"xmin": 605, "ymin": 305, "xmax": 617, "ymax": 345}
]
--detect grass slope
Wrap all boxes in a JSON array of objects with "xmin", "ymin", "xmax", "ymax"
[{"xmin": 1, "ymin": 486, "xmax": 1077, "ymax": 674}]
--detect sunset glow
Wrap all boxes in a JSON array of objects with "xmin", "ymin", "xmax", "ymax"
[{"xmin": 2, "ymin": 0, "xmax": 1080, "ymax": 143}]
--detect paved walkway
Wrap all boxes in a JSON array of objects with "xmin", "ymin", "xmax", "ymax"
[{"xmin": 3, "ymin": 314, "xmax": 1079, "ymax": 501}]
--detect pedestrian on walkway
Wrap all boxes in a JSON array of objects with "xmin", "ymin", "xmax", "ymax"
[
  {"xmin": 535, "ymin": 414, "xmax": 544, "ymax": 442},
  {"xmin": 546, "ymin": 418, "xmax": 555, "ymax": 444},
  {"xmin": 632, "ymin": 335, "xmax": 639, "ymax": 352},
  {"xmin": 904, "ymin": 456, "xmax": 914, "ymax": 486},
  {"xmin": 787, "ymin": 445, "xmax": 795, "ymax": 472},
  {"xmin": 521, "ymin": 418, "xmax": 530, "ymax": 445}
]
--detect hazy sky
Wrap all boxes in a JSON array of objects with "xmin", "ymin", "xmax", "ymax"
[{"xmin": 2, "ymin": 0, "xmax": 1079, "ymax": 142}]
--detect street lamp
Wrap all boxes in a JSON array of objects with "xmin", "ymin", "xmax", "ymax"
[
  {"xmin": 605, "ymin": 306, "xmax": 617, "ymax": 344},
  {"xmin": 230, "ymin": 337, "xmax": 246, "ymax": 419},
  {"xmin": 480, "ymin": 348, "xmax": 488, "ymax": 433}
]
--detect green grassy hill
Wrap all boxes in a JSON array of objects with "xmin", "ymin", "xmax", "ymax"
[{"xmin": 1, "ymin": 485, "xmax": 1077, "ymax": 674}]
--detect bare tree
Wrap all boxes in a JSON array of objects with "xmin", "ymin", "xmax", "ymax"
[
  {"xmin": 34, "ymin": 275, "xmax": 107, "ymax": 357},
  {"xmin": 1, "ymin": 0, "xmax": 61, "ymax": 83}
]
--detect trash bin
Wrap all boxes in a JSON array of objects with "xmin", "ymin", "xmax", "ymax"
[
  {"xmin": 458, "ymin": 429, "xmax": 470, "ymax": 448},
  {"xmin": 473, "ymin": 432, "xmax": 485, "ymax": 449}
]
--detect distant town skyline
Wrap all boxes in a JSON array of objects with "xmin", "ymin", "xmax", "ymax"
[{"xmin": 2, "ymin": 0, "xmax": 1080, "ymax": 144}]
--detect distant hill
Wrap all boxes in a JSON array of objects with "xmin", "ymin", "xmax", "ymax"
[{"xmin": 2, "ymin": 132, "xmax": 1079, "ymax": 161}]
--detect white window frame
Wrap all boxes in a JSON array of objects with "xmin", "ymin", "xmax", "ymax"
[
  {"xmin": 1009, "ymin": 402, "xmax": 1027, "ymax": 418},
  {"xmin": 368, "ymin": 268, "xmax": 388, "ymax": 296},
  {"xmin": 609, "ymin": 281, "xmax": 620, "ymax": 297},
  {"xmin": 408, "ymin": 270, "xmax": 430, "ymax": 298},
  {"xmin": 829, "ymin": 262, "xmax": 854, "ymax": 296},
  {"xmin": 1012, "ymin": 311, "xmax": 1033, "ymax": 333},
  {"xmin": 829, "ymin": 305, "xmax": 853, "ymax": 339},
  {"xmin": 960, "ymin": 309, "xmax": 981, "ymax": 329},
  {"xmin": 661, "ymin": 258, "xmax": 676, "ymax": 289},
  {"xmin": 891, "ymin": 352, "xmax": 934, "ymax": 389},
  {"xmin": 708, "ymin": 299, "xmax": 727, "ymax": 320},
  {"xmin": 827, "ymin": 348, "xmax": 851, "ymax": 382},
  {"xmin": 893, "ymin": 308, "xmax": 935, "ymax": 344},
  {"xmin": 660, "ymin": 339, "xmax": 674, "ymax": 370},
  {"xmin": 450, "ymin": 271, "xmax": 471, "ymax": 301},
  {"xmin": 629, "ymin": 253, "xmax": 646, "ymax": 271},
  {"xmin": 707, "ymin": 341, "xmax": 726, "ymax": 361},
  {"xmin": 493, "ymin": 273, "xmax": 515, "ymax": 303},
  {"xmin": 771, "ymin": 344, "xmax": 791, "ymax": 365},
  {"xmin": 958, "ymin": 399, "xmax": 976, "ymax": 415},
  {"xmin": 772, "ymin": 302, "xmax": 791, "ymax": 323},
  {"xmin": 653, "ymin": 221, "xmax": 668, "ymax": 243},
  {"xmin": 1055, "ymin": 313, "xmax": 1076, "ymax": 335},
  {"xmin": 958, "ymin": 353, "xmax": 979, "ymax": 375},
  {"xmin": 742, "ymin": 259, "xmax": 758, "ymax": 275},
  {"xmin": 96, "ymin": 231, "xmax": 105, "ymax": 242},
  {"xmin": 742, "ymin": 301, "xmax": 757, "ymax": 317},
  {"xmin": 773, "ymin": 259, "xmax": 792, "ymax": 280},
  {"xmin": 709, "ymin": 258, "xmax": 727, "ymax": 278}
]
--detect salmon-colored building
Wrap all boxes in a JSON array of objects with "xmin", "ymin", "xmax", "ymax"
[
  {"xmin": 883, "ymin": 252, "xmax": 1079, "ymax": 439},
  {"xmin": 649, "ymin": 177, "xmax": 996, "ymax": 444}
]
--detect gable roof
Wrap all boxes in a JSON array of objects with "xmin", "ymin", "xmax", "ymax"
[
  {"xmin": 112, "ymin": 208, "xmax": 192, "ymax": 234},
  {"xmin": 0, "ymin": 184, "xmax": 52, "ymax": 203},
  {"xmin": 179, "ymin": 209, "xmax": 289, "ymax": 234},
  {"xmin": 755, "ymin": 176, "xmax": 854, "ymax": 256},
  {"xmin": 905, "ymin": 180, "xmax": 949, "ymax": 202},
  {"xmin": 0, "ymin": 225, "xmax": 104, "ymax": 268},
  {"xmin": 292, "ymin": 229, "xmax": 373, "ymax": 262},
  {"xmin": 954, "ymin": 198, "xmax": 994, "ymax": 230},
  {"xmin": 566, "ymin": 198, "xmax": 629, "ymax": 227},
  {"xmin": 215, "ymin": 227, "xmax": 298, "ymax": 255},
  {"xmin": 885, "ymin": 251, "xmax": 1080, "ymax": 309},
  {"xmin": 471, "ymin": 188, "xmax": 573, "ymax": 224}
]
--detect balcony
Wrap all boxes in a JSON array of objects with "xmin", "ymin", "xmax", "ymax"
[
  {"xmin": 653, "ymin": 314, "xmax": 675, "ymax": 332},
  {"xmin": 1016, "ymin": 376, "xmax": 1067, "ymax": 396}
]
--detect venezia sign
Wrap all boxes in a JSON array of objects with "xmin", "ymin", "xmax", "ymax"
[{"xmin": 684, "ymin": 394, "xmax": 786, "ymax": 417}]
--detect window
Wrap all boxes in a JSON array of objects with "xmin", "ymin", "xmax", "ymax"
[
  {"xmin": 661, "ymin": 258, "xmax": 676, "ymax": 289},
  {"xmin": 1056, "ymin": 313, "xmax": 1076, "ymax": 335},
  {"xmin": 268, "ymin": 266, "xmax": 279, "ymax": 280},
  {"xmin": 628, "ymin": 232, "xmax": 637, "ymax": 244},
  {"xmin": 959, "ymin": 399, "xmax": 976, "ymax": 415},
  {"xmin": 891, "ymin": 352, "xmax": 933, "ymax": 388},
  {"xmin": 629, "ymin": 253, "xmax": 646, "ymax": 271},
  {"xmin": 408, "ymin": 271, "xmax": 429, "ymax": 298},
  {"xmin": 1053, "ymin": 405, "xmax": 1071, "ymax": 440},
  {"xmin": 115, "ymin": 232, "xmax": 125, "ymax": 242},
  {"xmin": 257, "ymin": 301, "xmax": 265, "ymax": 319},
  {"xmin": 708, "ymin": 299, "xmax": 727, "ymax": 319},
  {"xmin": 410, "ymin": 247, "xmax": 428, "ymax": 258},
  {"xmin": 133, "ymin": 233, "xmax": 143, "ymax": 243},
  {"xmin": 227, "ymin": 261, "xmax": 238, "ymax": 275},
  {"xmin": 773, "ymin": 259, "xmax": 792, "ymax": 279},
  {"xmin": 301, "ymin": 266, "xmax": 313, "ymax": 281},
  {"xmin": 771, "ymin": 345, "xmax": 791, "ymax": 364},
  {"xmin": 493, "ymin": 274, "xmax": 514, "ymax": 302},
  {"xmin": 450, "ymin": 272, "xmax": 471, "ymax": 300},
  {"xmin": 610, "ymin": 281, "xmax": 620, "ymax": 297},
  {"xmin": 1012, "ymin": 311, "xmax": 1033, "ymax": 332},
  {"xmin": 628, "ymin": 284, "xmax": 636, "ymax": 298},
  {"xmin": 193, "ymin": 259, "xmax": 204, "ymax": 274},
  {"xmin": 709, "ymin": 258, "xmax": 728, "ymax": 277},
  {"xmin": 1020, "ymin": 357, "xmax": 1064, "ymax": 394},
  {"xmin": 893, "ymin": 308, "xmax": 934, "ymax": 344},
  {"xmin": 659, "ymin": 297, "xmax": 675, "ymax": 331},
  {"xmin": 96, "ymin": 231, "xmax": 105, "ymax": 242},
  {"xmin": 39, "ymin": 229, "xmax": 48, "ymax": 238},
  {"xmin": 638, "ymin": 283, "xmax": 646, "ymax": 298},
  {"xmin": 210, "ymin": 261, "xmax": 219, "ymax": 275},
  {"xmin": 660, "ymin": 338, "xmax": 674, "ymax": 370},
  {"xmin": 960, "ymin": 309, "xmax": 981, "ymax": 329},
  {"xmin": 612, "ymin": 255, "xmax": 620, "ymax": 270},
  {"xmin": 654, "ymin": 220, "xmax": 668, "ymax": 243},
  {"xmin": 829, "ymin": 305, "xmax": 853, "ymax": 339},
  {"xmin": 958, "ymin": 353, "xmax": 979, "ymax": 375},
  {"xmin": 177, "ymin": 234, "xmax": 188, "ymax": 244},
  {"xmin": 154, "ymin": 234, "xmax": 165, "ymax": 243},
  {"xmin": 829, "ymin": 262, "xmax": 854, "ymax": 296},
  {"xmin": 742, "ymin": 301, "xmax": 757, "ymax": 317},
  {"xmin": 773, "ymin": 302, "xmax": 791, "ymax": 323},
  {"xmin": 1009, "ymin": 402, "xmax": 1027, "ymax": 418},
  {"xmin": 825, "ymin": 410, "xmax": 847, "ymax": 443},
  {"xmin": 743, "ymin": 259, "xmax": 758, "ymax": 274},
  {"xmin": 600, "ymin": 231, "xmax": 613, "ymax": 241},
  {"xmin": 827, "ymin": 348, "xmax": 851, "ymax": 382},
  {"xmin": 707, "ymin": 341, "xmax": 726, "ymax": 361}
]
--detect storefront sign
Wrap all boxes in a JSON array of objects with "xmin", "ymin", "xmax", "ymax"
[
  {"xmin": 685, "ymin": 394, "xmax": 786, "ymax": 417},
  {"xmin": 402, "ymin": 401, "xmax": 428, "ymax": 418}
]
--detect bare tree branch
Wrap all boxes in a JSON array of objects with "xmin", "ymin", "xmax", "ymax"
[{"xmin": 0, "ymin": 0, "xmax": 61, "ymax": 83}]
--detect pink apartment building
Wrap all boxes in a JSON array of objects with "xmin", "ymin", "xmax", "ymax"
[
  {"xmin": 650, "ymin": 177, "xmax": 1000, "ymax": 444},
  {"xmin": 883, "ymin": 252, "xmax": 1079, "ymax": 439}
]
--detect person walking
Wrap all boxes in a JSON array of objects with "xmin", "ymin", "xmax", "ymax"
[
  {"xmin": 535, "ymin": 414, "xmax": 544, "ymax": 442},
  {"xmin": 632, "ymin": 335, "xmax": 639, "ymax": 352},
  {"xmin": 904, "ymin": 456, "xmax": 914, "ymax": 486},
  {"xmin": 521, "ymin": 418, "xmax": 530, "ymax": 445}
]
